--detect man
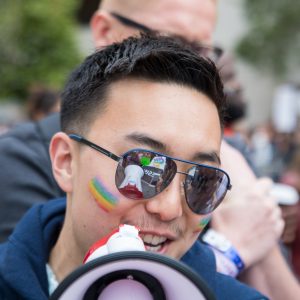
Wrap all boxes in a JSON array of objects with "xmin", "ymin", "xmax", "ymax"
[
  {"xmin": 0, "ymin": 34, "xmax": 265, "ymax": 299},
  {"xmin": 0, "ymin": 0, "xmax": 218, "ymax": 243}
]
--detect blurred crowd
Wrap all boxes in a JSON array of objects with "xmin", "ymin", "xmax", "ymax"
[{"xmin": 223, "ymin": 79, "xmax": 300, "ymax": 279}]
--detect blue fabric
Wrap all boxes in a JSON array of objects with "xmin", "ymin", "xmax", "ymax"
[
  {"xmin": 0, "ymin": 113, "xmax": 63, "ymax": 243},
  {"xmin": 0, "ymin": 198, "xmax": 267, "ymax": 300}
]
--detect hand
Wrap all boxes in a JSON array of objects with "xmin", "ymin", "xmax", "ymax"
[{"xmin": 211, "ymin": 178, "xmax": 285, "ymax": 268}]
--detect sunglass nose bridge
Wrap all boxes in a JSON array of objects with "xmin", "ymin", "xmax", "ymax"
[
  {"xmin": 172, "ymin": 171, "xmax": 188, "ymax": 196},
  {"xmin": 176, "ymin": 170, "xmax": 188, "ymax": 175}
]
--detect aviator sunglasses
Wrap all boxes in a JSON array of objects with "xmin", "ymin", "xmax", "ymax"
[
  {"xmin": 110, "ymin": 12, "xmax": 223, "ymax": 63},
  {"xmin": 69, "ymin": 134, "xmax": 232, "ymax": 215}
]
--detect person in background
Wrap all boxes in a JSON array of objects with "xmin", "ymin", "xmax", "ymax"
[
  {"xmin": 26, "ymin": 85, "xmax": 61, "ymax": 121},
  {"xmin": 217, "ymin": 52, "xmax": 255, "ymax": 171},
  {"xmin": 280, "ymin": 149, "xmax": 300, "ymax": 279}
]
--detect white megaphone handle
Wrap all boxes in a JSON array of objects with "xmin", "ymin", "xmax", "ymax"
[
  {"xmin": 83, "ymin": 224, "xmax": 145, "ymax": 263},
  {"xmin": 119, "ymin": 165, "xmax": 144, "ymax": 191}
]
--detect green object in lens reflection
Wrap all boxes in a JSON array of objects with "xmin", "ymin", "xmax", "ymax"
[{"xmin": 140, "ymin": 156, "xmax": 151, "ymax": 166}]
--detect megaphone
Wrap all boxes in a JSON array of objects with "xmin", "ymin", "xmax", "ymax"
[
  {"xmin": 50, "ymin": 225, "xmax": 216, "ymax": 300},
  {"xmin": 119, "ymin": 165, "xmax": 144, "ymax": 199}
]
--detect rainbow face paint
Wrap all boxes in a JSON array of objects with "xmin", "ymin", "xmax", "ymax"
[
  {"xmin": 89, "ymin": 177, "xmax": 119, "ymax": 212},
  {"xmin": 194, "ymin": 217, "xmax": 211, "ymax": 233}
]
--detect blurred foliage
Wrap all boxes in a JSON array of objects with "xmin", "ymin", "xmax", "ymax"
[
  {"xmin": 0, "ymin": 0, "xmax": 82, "ymax": 101},
  {"xmin": 236, "ymin": 0, "xmax": 300, "ymax": 77}
]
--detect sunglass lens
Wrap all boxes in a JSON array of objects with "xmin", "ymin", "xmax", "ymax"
[
  {"xmin": 115, "ymin": 150, "xmax": 177, "ymax": 199},
  {"xmin": 184, "ymin": 166, "xmax": 229, "ymax": 214}
]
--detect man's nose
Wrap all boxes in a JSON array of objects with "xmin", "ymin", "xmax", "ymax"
[{"xmin": 145, "ymin": 176, "xmax": 183, "ymax": 221}]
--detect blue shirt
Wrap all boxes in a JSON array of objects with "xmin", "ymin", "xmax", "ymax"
[{"xmin": 0, "ymin": 198, "xmax": 267, "ymax": 299}]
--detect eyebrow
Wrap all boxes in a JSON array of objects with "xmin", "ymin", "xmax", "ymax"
[
  {"xmin": 192, "ymin": 152, "xmax": 221, "ymax": 165},
  {"xmin": 125, "ymin": 133, "xmax": 169, "ymax": 153},
  {"xmin": 125, "ymin": 132, "xmax": 221, "ymax": 164}
]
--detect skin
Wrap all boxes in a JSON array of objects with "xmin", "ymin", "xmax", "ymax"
[
  {"xmin": 49, "ymin": 79, "xmax": 222, "ymax": 281},
  {"xmin": 89, "ymin": 176, "xmax": 119, "ymax": 212},
  {"xmin": 90, "ymin": 0, "xmax": 217, "ymax": 48},
  {"xmin": 211, "ymin": 178, "xmax": 283, "ymax": 267},
  {"xmin": 220, "ymin": 142, "xmax": 300, "ymax": 300},
  {"xmin": 219, "ymin": 141, "xmax": 284, "ymax": 267},
  {"xmin": 194, "ymin": 216, "xmax": 212, "ymax": 233}
]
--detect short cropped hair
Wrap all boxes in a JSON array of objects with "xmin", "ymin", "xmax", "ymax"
[{"xmin": 61, "ymin": 34, "xmax": 225, "ymax": 134}]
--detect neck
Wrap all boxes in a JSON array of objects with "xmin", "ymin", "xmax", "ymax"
[{"xmin": 48, "ymin": 223, "xmax": 83, "ymax": 282}]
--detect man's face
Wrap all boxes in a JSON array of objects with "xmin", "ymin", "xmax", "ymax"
[
  {"xmin": 140, "ymin": 0, "xmax": 217, "ymax": 43},
  {"xmin": 92, "ymin": 0, "xmax": 217, "ymax": 48},
  {"xmin": 69, "ymin": 79, "xmax": 221, "ymax": 259}
]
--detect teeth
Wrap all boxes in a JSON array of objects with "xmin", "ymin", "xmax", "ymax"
[
  {"xmin": 141, "ymin": 234, "xmax": 167, "ymax": 246},
  {"xmin": 145, "ymin": 244, "xmax": 163, "ymax": 252}
]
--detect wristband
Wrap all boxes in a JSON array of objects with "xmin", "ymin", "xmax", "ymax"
[
  {"xmin": 202, "ymin": 229, "xmax": 245, "ymax": 276},
  {"xmin": 210, "ymin": 247, "xmax": 240, "ymax": 277}
]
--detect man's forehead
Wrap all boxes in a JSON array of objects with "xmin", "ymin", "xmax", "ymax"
[
  {"xmin": 150, "ymin": 1, "xmax": 216, "ymax": 43},
  {"xmin": 87, "ymin": 79, "xmax": 222, "ymax": 163},
  {"xmin": 102, "ymin": 0, "xmax": 217, "ymax": 42}
]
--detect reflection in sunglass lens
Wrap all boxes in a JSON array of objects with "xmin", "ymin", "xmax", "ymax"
[
  {"xmin": 115, "ymin": 150, "xmax": 177, "ymax": 199},
  {"xmin": 184, "ymin": 166, "xmax": 229, "ymax": 214}
]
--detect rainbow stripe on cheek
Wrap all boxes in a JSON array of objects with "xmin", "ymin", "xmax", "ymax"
[
  {"xmin": 194, "ymin": 217, "xmax": 211, "ymax": 233},
  {"xmin": 89, "ymin": 177, "xmax": 119, "ymax": 212}
]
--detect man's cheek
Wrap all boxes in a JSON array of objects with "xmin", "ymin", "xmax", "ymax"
[
  {"xmin": 193, "ymin": 216, "xmax": 211, "ymax": 233},
  {"xmin": 89, "ymin": 176, "xmax": 120, "ymax": 213}
]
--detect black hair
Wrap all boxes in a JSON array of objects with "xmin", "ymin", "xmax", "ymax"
[
  {"xmin": 223, "ymin": 88, "xmax": 246, "ymax": 127},
  {"xmin": 61, "ymin": 34, "xmax": 225, "ymax": 134},
  {"xmin": 27, "ymin": 85, "xmax": 60, "ymax": 121}
]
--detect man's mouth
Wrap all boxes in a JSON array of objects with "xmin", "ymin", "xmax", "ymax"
[{"xmin": 140, "ymin": 234, "xmax": 169, "ymax": 253}]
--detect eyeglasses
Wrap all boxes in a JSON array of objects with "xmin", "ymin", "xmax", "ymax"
[
  {"xmin": 110, "ymin": 12, "xmax": 223, "ymax": 63},
  {"xmin": 69, "ymin": 134, "xmax": 231, "ymax": 215}
]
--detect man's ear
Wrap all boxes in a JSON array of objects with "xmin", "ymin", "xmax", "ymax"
[
  {"xmin": 50, "ymin": 132, "xmax": 75, "ymax": 193},
  {"xmin": 90, "ymin": 10, "xmax": 117, "ymax": 48}
]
